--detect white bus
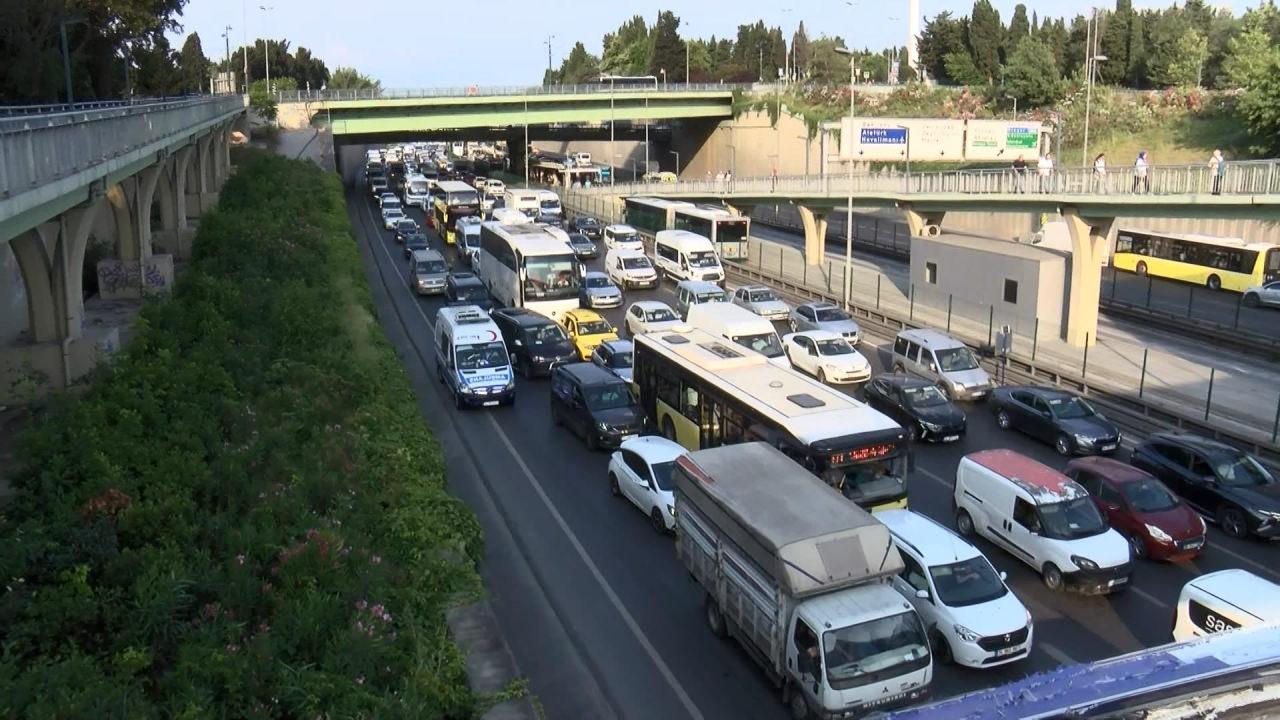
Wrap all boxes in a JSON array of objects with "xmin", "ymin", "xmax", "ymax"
[
  {"xmin": 674, "ymin": 204, "xmax": 750, "ymax": 260},
  {"xmin": 478, "ymin": 221, "xmax": 582, "ymax": 320},
  {"xmin": 403, "ymin": 173, "xmax": 430, "ymax": 208},
  {"xmin": 633, "ymin": 327, "xmax": 910, "ymax": 512},
  {"xmin": 624, "ymin": 196, "xmax": 695, "ymax": 235}
]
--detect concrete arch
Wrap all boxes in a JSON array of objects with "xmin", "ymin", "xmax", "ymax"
[{"xmin": 11, "ymin": 224, "xmax": 60, "ymax": 343}]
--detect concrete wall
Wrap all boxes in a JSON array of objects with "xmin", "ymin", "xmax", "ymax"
[
  {"xmin": 0, "ymin": 244, "xmax": 26, "ymax": 346},
  {"xmin": 682, "ymin": 109, "xmax": 823, "ymax": 180}
]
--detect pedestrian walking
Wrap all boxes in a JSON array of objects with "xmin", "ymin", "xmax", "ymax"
[
  {"xmin": 1093, "ymin": 153, "xmax": 1107, "ymax": 194},
  {"xmin": 1209, "ymin": 149, "xmax": 1225, "ymax": 195},
  {"xmin": 1011, "ymin": 154, "xmax": 1028, "ymax": 193},
  {"xmin": 1037, "ymin": 152, "xmax": 1054, "ymax": 193},
  {"xmin": 1132, "ymin": 151, "xmax": 1150, "ymax": 194}
]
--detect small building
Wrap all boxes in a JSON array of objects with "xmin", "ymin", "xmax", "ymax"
[{"xmin": 909, "ymin": 233, "xmax": 1068, "ymax": 337}]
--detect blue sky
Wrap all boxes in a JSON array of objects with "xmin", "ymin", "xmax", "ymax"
[{"xmin": 169, "ymin": 0, "xmax": 1257, "ymax": 88}]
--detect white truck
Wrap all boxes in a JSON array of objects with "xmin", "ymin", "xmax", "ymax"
[{"xmin": 675, "ymin": 443, "xmax": 932, "ymax": 719}]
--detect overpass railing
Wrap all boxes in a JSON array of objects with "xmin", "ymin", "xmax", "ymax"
[
  {"xmin": 0, "ymin": 95, "xmax": 244, "ymax": 198},
  {"xmin": 587, "ymin": 159, "xmax": 1280, "ymax": 198},
  {"xmin": 275, "ymin": 82, "xmax": 749, "ymax": 102},
  {"xmin": 0, "ymin": 94, "xmax": 238, "ymax": 119}
]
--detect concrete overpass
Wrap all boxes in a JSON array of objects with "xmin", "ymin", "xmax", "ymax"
[
  {"xmin": 0, "ymin": 95, "xmax": 244, "ymax": 401},
  {"xmin": 579, "ymin": 161, "xmax": 1280, "ymax": 346}
]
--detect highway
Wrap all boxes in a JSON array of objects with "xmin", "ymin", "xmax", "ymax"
[{"xmin": 344, "ymin": 166, "xmax": 1280, "ymax": 720}]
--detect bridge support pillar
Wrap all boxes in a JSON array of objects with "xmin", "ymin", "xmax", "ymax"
[
  {"xmin": 901, "ymin": 205, "xmax": 946, "ymax": 237},
  {"xmin": 796, "ymin": 206, "xmax": 828, "ymax": 266},
  {"xmin": 154, "ymin": 147, "xmax": 195, "ymax": 258},
  {"xmin": 99, "ymin": 163, "xmax": 175, "ymax": 300},
  {"xmin": 185, "ymin": 134, "xmax": 216, "ymax": 220},
  {"xmin": 1061, "ymin": 207, "xmax": 1114, "ymax": 348}
]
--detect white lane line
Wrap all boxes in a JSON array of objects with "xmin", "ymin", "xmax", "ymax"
[
  {"xmin": 1039, "ymin": 642, "xmax": 1077, "ymax": 666},
  {"xmin": 361, "ymin": 196, "xmax": 706, "ymax": 720},
  {"xmin": 915, "ymin": 465, "xmax": 952, "ymax": 490},
  {"xmin": 1202, "ymin": 538, "xmax": 1280, "ymax": 582},
  {"xmin": 1129, "ymin": 585, "xmax": 1169, "ymax": 609}
]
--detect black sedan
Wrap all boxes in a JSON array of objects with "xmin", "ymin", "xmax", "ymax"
[
  {"xmin": 394, "ymin": 218, "xmax": 420, "ymax": 243},
  {"xmin": 569, "ymin": 215, "xmax": 603, "ymax": 240},
  {"xmin": 863, "ymin": 374, "xmax": 965, "ymax": 443},
  {"xmin": 403, "ymin": 232, "xmax": 429, "ymax": 258},
  {"xmin": 1131, "ymin": 432, "xmax": 1280, "ymax": 539},
  {"xmin": 991, "ymin": 386, "xmax": 1120, "ymax": 456}
]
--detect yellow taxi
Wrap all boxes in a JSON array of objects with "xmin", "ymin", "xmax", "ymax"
[{"xmin": 560, "ymin": 309, "xmax": 618, "ymax": 361}]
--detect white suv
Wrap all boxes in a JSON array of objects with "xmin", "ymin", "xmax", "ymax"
[{"xmin": 878, "ymin": 509, "xmax": 1034, "ymax": 668}]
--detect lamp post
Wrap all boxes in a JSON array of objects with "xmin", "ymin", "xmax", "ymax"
[
  {"xmin": 1082, "ymin": 52, "xmax": 1107, "ymax": 167},
  {"xmin": 544, "ymin": 35, "xmax": 555, "ymax": 79},
  {"xmin": 58, "ymin": 15, "xmax": 86, "ymax": 104},
  {"xmin": 222, "ymin": 25, "xmax": 233, "ymax": 93},
  {"xmin": 835, "ymin": 46, "xmax": 857, "ymax": 309},
  {"xmin": 258, "ymin": 5, "xmax": 274, "ymax": 95},
  {"xmin": 601, "ymin": 74, "xmax": 658, "ymax": 179}
]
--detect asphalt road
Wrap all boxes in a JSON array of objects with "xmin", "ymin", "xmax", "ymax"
[{"xmin": 345, "ymin": 173, "xmax": 1279, "ymax": 719}]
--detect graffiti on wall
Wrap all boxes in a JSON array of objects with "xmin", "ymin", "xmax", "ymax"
[{"xmin": 97, "ymin": 255, "xmax": 174, "ymax": 299}]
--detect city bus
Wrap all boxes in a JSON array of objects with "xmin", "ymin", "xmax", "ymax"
[
  {"xmin": 632, "ymin": 327, "xmax": 909, "ymax": 512},
  {"xmin": 623, "ymin": 196, "xmax": 694, "ymax": 235},
  {"xmin": 674, "ymin": 204, "xmax": 750, "ymax": 259},
  {"xmin": 1112, "ymin": 228, "xmax": 1280, "ymax": 292},
  {"xmin": 432, "ymin": 180, "xmax": 481, "ymax": 245},
  {"xmin": 477, "ymin": 221, "xmax": 581, "ymax": 320}
]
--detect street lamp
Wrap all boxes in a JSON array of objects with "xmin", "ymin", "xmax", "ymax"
[
  {"xmin": 834, "ymin": 46, "xmax": 857, "ymax": 309},
  {"xmin": 670, "ymin": 150, "xmax": 680, "ymax": 177},
  {"xmin": 601, "ymin": 74, "xmax": 659, "ymax": 180},
  {"xmin": 58, "ymin": 15, "xmax": 86, "ymax": 104},
  {"xmin": 259, "ymin": 5, "xmax": 274, "ymax": 95},
  {"xmin": 1082, "ymin": 53, "xmax": 1107, "ymax": 167}
]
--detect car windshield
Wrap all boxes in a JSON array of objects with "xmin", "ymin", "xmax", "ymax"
[
  {"xmin": 645, "ymin": 308, "xmax": 677, "ymax": 322},
  {"xmin": 1038, "ymin": 497, "xmax": 1109, "ymax": 540},
  {"xmin": 1210, "ymin": 452, "xmax": 1276, "ymax": 487},
  {"xmin": 578, "ymin": 218, "xmax": 599, "ymax": 227},
  {"xmin": 615, "ymin": 233, "xmax": 641, "ymax": 245},
  {"xmin": 416, "ymin": 260, "xmax": 447, "ymax": 274},
  {"xmin": 622, "ymin": 256, "xmax": 652, "ymax": 270},
  {"xmin": 606, "ymin": 351, "xmax": 633, "ymax": 368},
  {"xmin": 902, "ymin": 385, "xmax": 949, "ymax": 408},
  {"xmin": 823, "ymin": 612, "xmax": 929, "ymax": 691},
  {"xmin": 929, "ymin": 557, "xmax": 1008, "ymax": 607},
  {"xmin": 570, "ymin": 234, "xmax": 592, "ymax": 246},
  {"xmin": 523, "ymin": 254, "xmax": 580, "ymax": 300},
  {"xmin": 651, "ymin": 461, "xmax": 676, "ymax": 491},
  {"xmin": 733, "ymin": 332, "xmax": 783, "ymax": 358},
  {"xmin": 815, "ymin": 307, "xmax": 848, "ymax": 322},
  {"xmin": 688, "ymin": 250, "xmax": 719, "ymax": 268},
  {"xmin": 384, "ymin": 200, "xmax": 401, "ymax": 210},
  {"xmin": 523, "ymin": 324, "xmax": 567, "ymax": 346},
  {"xmin": 585, "ymin": 383, "xmax": 635, "ymax": 410},
  {"xmin": 455, "ymin": 341, "xmax": 508, "ymax": 370},
  {"xmin": 577, "ymin": 319, "xmax": 613, "ymax": 336},
  {"xmin": 455, "ymin": 285, "xmax": 487, "ymax": 301},
  {"xmin": 936, "ymin": 347, "xmax": 979, "ymax": 372},
  {"xmin": 586, "ymin": 276, "xmax": 612, "ymax": 289},
  {"xmin": 540, "ymin": 198, "xmax": 561, "ymax": 210},
  {"xmin": 398, "ymin": 221, "xmax": 416, "ymax": 230},
  {"xmin": 448, "ymin": 191, "xmax": 479, "ymax": 206},
  {"xmin": 1048, "ymin": 396, "xmax": 1095, "ymax": 419},
  {"xmin": 815, "ymin": 339, "xmax": 853, "ymax": 356},
  {"xmin": 697, "ymin": 291, "xmax": 726, "ymax": 303},
  {"xmin": 1121, "ymin": 478, "xmax": 1180, "ymax": 513},
  {"xmin": 748, "ymin": 289, "xmax": 777, "ymax": 302}
]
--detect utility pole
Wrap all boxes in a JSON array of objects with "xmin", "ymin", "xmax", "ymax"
[
  {"xmin": 58, "ymin": 16, "xmax": 85, "ymax": 104},
  {"xmin": 544, "ymin": 35, "xmax": 555, "ymax": 78},
  {"xmin": 835, "ymin": 46, "xmax": 857, "ymax": 309},
  {"xmin": 259, "ymin": 6, "xmax": 274, "ymax": 94},
  {"xmin": 223, "ymin": 25, "xmax": 233, "ymax": 93}
]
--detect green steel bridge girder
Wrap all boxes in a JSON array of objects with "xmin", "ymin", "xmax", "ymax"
[{"xmin": 322, "ymin": 93, "xmax": 734, "ymax": 135}]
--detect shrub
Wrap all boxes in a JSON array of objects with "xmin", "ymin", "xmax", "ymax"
[{"xmin": 0, "ymin": 149, "xmax": 483, "ymax": 718}]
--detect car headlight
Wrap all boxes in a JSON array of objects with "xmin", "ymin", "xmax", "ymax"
[
  {"xmin": 597, "ymin": 421, "xmax": 611, "ymax": 432},
  {"xmin": 1250, "ymin": 508, "xmax": 1280, "ymax": 520},
  {"xmin": 504, "ymin": 379, "xmax": 515, "ymax": 390},
  {"xmin": 1145, "ymin": 523, "xmax": 1173, "ymax": 543},
  {"xmin": 1070, "ymin": 555, "xmax": 1099, "ymax": 571},
  {"xmin": 1074, "ymin": 433, "xmax": 1095, "ymax": 446},
  {"xmin": 920, "ymin": 420, "xmax": 943, "ymax": 432},
  {"xmin": 666, "ymin": 504, "xmax": 675, "ymax": 517},
  {"xmin": 458, "ymin": 385, "xmax": 475, "ymax": 394},
  {"xmin": 952, "ymin": 624, "xmax": 981, "ymax": 642}
]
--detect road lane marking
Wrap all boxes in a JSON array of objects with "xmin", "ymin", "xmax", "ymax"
[
  {"xmin": 1201, "ymin": 538, "xmax": 1280, "ymax": 582},
  {"xmin": 915, "ymin": 465, "xmax": 952, "ymax": 490},
  {"xmin": 1038, "ymin": 642, "xmax": 1076, "ymax": 666},
  {"xmin": 360, "ymin": 194, "xmax": 706, "ymax": 720},
  {"xmin": 1129, "ymin": 585, "xmax": 1169, "ymax": 609}
]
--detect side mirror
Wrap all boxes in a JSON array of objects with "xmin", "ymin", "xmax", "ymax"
[
  {"xmin": 915, "ymin": 588, "xmax": 930, "ymax": 600},
  {"xmin": 513, "ymin": 339, "xmax": 523, "ymax": 347},
  {"xmin": 999, "ymin": 571, "xmax": 1008, "ymax": 581}
]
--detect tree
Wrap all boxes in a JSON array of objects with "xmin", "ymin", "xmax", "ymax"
[
  {"xmin": 1126, "ymin": 11, "xmax": 1149, "ymax": 86},
  {"xmin": 1237, "ymin": 48, "xmax": 1280, "ymax": 154},
  {"xmin": 1005, "ymin": 4, "xmax": 1031, "ymax": 63},
  {"xmin": 1165, "ymin": 27, "xmax": 1209, "ymax": 86},
  {"xmin": 1003, "ymin": 36, "xmax": 1065, "ymax": 107},
  {"xmin": 291, "ymin": 46, "xmax": 329, "ymax": 91},
  {"xmin": 557, "ymin": 42, "xmax": 600, "ymax": 85},
  {"xmin": 250, "ymin": 87, "xmax": 277, "ymax": 121},
  {"xmin": 648, "ymin": 10, "xmax": 685, "ymax": 81},
  {"xmin": 601, "ymin": 15, "xmax": 650, "ymax": 76},
  {"xmin": 917, "ymin": 12, "xmax": 968, "ymax": 83},
  {"xmin": 943, "ymin": 51, "xmax": 986, "ymax": 86},
  {"xmin": 1147, "ymin": 11, "xmax": 1203, "ymax": 86},
  {"xmin": 967, "ymin": 0, "xmax": 1003, "ymax": 81},
  {"xmin": 177, "ymin": 33, "xmax": 210, "ymax": 94},
  {"xmin": 805, "ymin": 36, "xmax": 849, "ymax": 84},
  {"xmin": 792, "ymin": 22, "xmax": 811, "ymax": 80},
  {"xmin": 1223, "ymin": 7, "xmax": 1279, "ymax": 89},
  {"xmin": 1099, "ymin": 0, "xmax": 1133, "ymax": 84},
  {"xmin": 1063, "ymin": 14, "xmax": 1090, "ymax": 78},
  {"xmin": 328, "ymin": 66, "xmax": 380, "ymax": 91}
]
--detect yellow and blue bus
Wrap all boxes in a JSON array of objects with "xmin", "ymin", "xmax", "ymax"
[
  {"xmin": 1113, "ymin": 229, "xmax": 1280, "ymax": 292},
  {"xmin": 432, "ymin": 180, "xmax": 481, "ymax": 245},
  {"xmin": 633, "ymin": 327, "xmax": 909, "ymax": 512}
]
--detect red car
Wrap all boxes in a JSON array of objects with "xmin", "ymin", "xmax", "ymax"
[{"xmin": 1065, "ymin": 457, "xmax": 1207, "ymax": 562}]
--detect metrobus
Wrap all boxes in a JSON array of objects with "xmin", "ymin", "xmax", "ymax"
[
  {"xmin": 632, "ymin": 327, "xmax": 909, "ymax": 512},
  {"xmin": 674, "ymin": 204, "xmax": 750, "ymax": 259},
  {"xmin": 623, "ymin": 196, "xmax": 694, "ymax": 235},
  {"xmin": 1112, "ymin": 228, "xmax": 1280, "ymax": 292},
  {"xmin": 432, "ymin": 180, "xmax": 481, "ymax": 245},
  {"xmin": 477, "ymin": 221, "xmax": 581, "ymax": 320}
]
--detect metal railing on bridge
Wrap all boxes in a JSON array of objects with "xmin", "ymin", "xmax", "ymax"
[
  {"xmin": 0, "ymin": 94, "xmax": 237, "ymax": 119},
  {"xmin": 274, "ymin": 82, "xmax": 749, "ymax": 103},
  {"xmin": 0, "ymin": 95, "xmax": 244, "ymax": 198},
  {"xmin": 586, "ymin": 159, "xmax": 1280, "ymax": 199}
]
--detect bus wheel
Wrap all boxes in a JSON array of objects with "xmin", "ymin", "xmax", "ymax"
[
  {"xmin": 1206, "ymin": 275, "xmax": 1221, "ymax": 291},
  {"xmin": 1135, "ymin": 261, "xmax": 1148, "ymax": 276},
  {"xmin": 662, "ymin": 417, "xmax": 678, "ymax": 442}
]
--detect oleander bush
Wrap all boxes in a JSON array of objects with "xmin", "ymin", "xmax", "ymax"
[{"xmin": 0, "ymin": 149, "xmax": 483, "ymax": 718}]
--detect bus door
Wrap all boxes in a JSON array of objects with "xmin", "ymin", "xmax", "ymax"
[{"xmin": 1266, "ymin": 248, "xmax": 1280, "ymax": 283}]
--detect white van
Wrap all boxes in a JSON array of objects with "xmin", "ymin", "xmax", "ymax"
[
  {"xmin": 571, "ymin": 151, "xmax": 592, "ymax": 166},
  {"xmin": 674, "ymin": 280, "xmax": 726, "ymax": 321},
  {"xmin": 605, "ymin": 248, "xmax": 658, "ymax": 290},
  {"xmin": 685, "ymin": 302, "xmax": 787, "ymax": 366},
  {"xmin": 602, "ymin": 224, "xmax": 645, "ymax": 253},
  {"xmin": 484, "ymin": 179, "xmax": 506, "ymax": 196},
  {"xmin": 491, "ymin": 208, "xmax": 531, "ymax": 226},
  {"xmin": 459, "ymin": 222, "xmax": 483, "ymax": 267},
  {"xmin": 403, "ymin": 173, "xmax": 430, "ymax": 208},
  {"xmin": 654, "ymin": 229, "xmax": 724, "ymax": 285},
  {"xmin": 1172, "ymin": 570, "xmax": 1280, "ymax": 642},
  {"xmin": 954, "ymin": 449, "xmax": 1132, "ymax": 595},
  {"xmin": 504, "ymin": 188, "xmax": 541, "ymax": 218},
  {"xmin": 434, "ymin": 306, "xmax": 515, "ymax": 409},
  {"xmin": 536, "ymin": 190, "xmax": 563, "ymax": 220},
  {"xmin": 892, "ymin": 328, "xmax": 994, "ymax": 402}
]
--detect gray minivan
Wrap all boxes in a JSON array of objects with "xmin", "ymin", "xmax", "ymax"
[
  {"xmin": 891, "ymin": 328, "xmax": 993, "ymax": 401},
  {"xmin": 674, "ymin": 279, "xmax": 726, "ymax": 320},
  {"xmin": 411, "ymin": 249, "xmax": 449, "ymax": 296}
]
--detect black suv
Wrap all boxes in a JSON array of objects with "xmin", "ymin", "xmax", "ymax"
[
  {"xmin": 444, "ymin": 272, "xmax": 494, "ymax": 312},
  {"xmin": 569, "ymin": 215, "xmax": 603, "ymax": 240},
  {"xmin": 550, "ymin": 363, "xmax": 646, "ymax": 451},
  {"xmin": 863, "ymin": 373, "xmax": 965, "ymax": 443},
  {"xmin": 491, "ymin": 308, "xmax": 579, "ymax": 378},
  {"xmin": 1131, "ymin": 433, "xmax": 1280, "ymax": 539}
]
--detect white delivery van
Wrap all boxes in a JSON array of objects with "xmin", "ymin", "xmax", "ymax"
[
  {"xmin": 403, "ymin": 173, "xmax": 430, "ymax": 208},
  {"xmin": 459, "ymin": 222, "xmax": 483, "ymax": 267},
  {"xmin": 685, "ymin": 302, "xmax": 787, "ymax": 366},
  {"xmin": 536, "ymin": 189, "xmax": 563, "ymax": 220},
  {"xmin": 605, "ymin": 248, "xmax": 658, "ymax": 290},
  {"xmin": 484, "ymin": 178, "xmax": 506, "ymax": 196},
  {"xmin": 504, "ymin": 188, "xmax": 541, "ymax": 218},
  {"xmin": 654, "ymin": 229, "xmax": 724, "ymax": 285},
  {"xmin": 434, "ymin": 306, "xmax": 516, "ymax": 409},
  {"xmin": 1172, "ymin": 569, "xmax": 1280, "ymax": 642},
  {"xmin": 676, "ymin": 443, "xmax": 932, "ymax": 718},
  {"xmin": 571, "ymin": 151, "xmax": 592, "ymax": 166},
  {"xmin": 953, "ymin": 449, "xmax": 1132, "ymax": 595},
  {"xmin": 602, "ymin": 224, "xmax": 645, "ymax": 253}
]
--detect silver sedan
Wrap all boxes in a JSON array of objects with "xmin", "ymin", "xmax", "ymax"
[{"xmin": 788, "ymin": 302, "xmax": 861, "ymax": 344}]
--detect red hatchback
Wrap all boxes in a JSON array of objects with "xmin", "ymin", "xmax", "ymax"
[{"xmin": 1066, "ymin": 457, "xmax": 1207, "ymax": 562}]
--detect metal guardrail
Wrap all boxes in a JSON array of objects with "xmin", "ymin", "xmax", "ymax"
[
  {"xmin": 0, "ymin": 94, "xmax": 235, "ymax": 119},
  {"xmin": 0, "ymin": 95, "xmax": 243, "ymax": 198},
  {"xmin": 274, "ymin": 82, "xmax": 748, "ymax": 103},
  {"xmin": 587, "ymin": 159, "xmax": 1280, "ymax": 198}
]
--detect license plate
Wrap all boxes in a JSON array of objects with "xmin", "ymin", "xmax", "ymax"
[
  {"xmin": 482, "ymin": 401, "xmax": 499, "ymax": 407},
  {"xmin": 995, "ymin": 646, "xmax": 1021, "ymax": 657},
  {"xmin": 942, "ymin": 435, "xmax": 960, "ymax": 443},
  {"xmin": 1182, "ymin": 538, "xmax": 1204, "ymax": 550},
  {"xmin": 1109, "ymin": 577, "xmax": 1128, "ymax": 587},
  {"xmin": 1101, "ymin": 444, "xmax": 1117, "ymax": 452}
]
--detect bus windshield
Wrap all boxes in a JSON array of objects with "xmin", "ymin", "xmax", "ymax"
[
  {"xmin": 523, "ymin": 255, "xmax": 580, "ymax": 300},
  {"xmin": 732, "ymin": 332, "xmax": 783, "ymax": 358},
  {"xmin": 455, "ymin": 341, "xmax": 508, "ymax": 370},
  {"xmin": 448, "ymin": 191, "xmax": 479, "ymax": 206},
  {"xmin": 826, "ymin": 457, "xmax": 907, "ymax": 507},
  {"xmin": 824, "ymin": 611, "xmax": 929, "ymax": 691},
  {"xmin": 688, "ymin": 251, "xmax": 720, "ymax": 268}
]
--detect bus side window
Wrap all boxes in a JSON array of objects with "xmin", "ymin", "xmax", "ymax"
[
  {"xmin": 702, "ymin": 397, "xmax": 723, "ymax": 447},
  {"xmin": 681, "ymin": 381, "xmax": 700, "ymax": 422},
  {"xmin": 656, "ymin": 373, "xmax": 680, "ymax": 410}
]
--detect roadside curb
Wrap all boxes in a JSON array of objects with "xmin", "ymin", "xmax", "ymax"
[{"xmin": 445, "ymin": 599, "xmax": 541, "ymax": 720}]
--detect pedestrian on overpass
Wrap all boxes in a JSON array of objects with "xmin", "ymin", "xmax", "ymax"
[
  {"xmin": 1093, "ymin": 153, "xmax": 1108, "ymax": 194},
  {"xmin": 1037, "ymin": 152, "xmax": 1054, "ymax": 193},
  {"xmin": 1209, "ymin": 149, "xmax": 1225, "ymax": 195},
  {"xmin": 1132, "ymin": 151, "xmax": 1150, "ymax": 194},
  {"xmin": 1011, "ymin": 155, "xmax": 1028, "ymax": 193}
]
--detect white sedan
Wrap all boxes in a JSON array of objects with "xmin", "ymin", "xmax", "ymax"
[
  {"xmin": 782, "ymin": 331, "xmax": 871, "ymax": 385},
  {"xmin": 608, "ymin": 436, "xmax": 687, "ymax": 533},
  {"xmin": 623, "ymin": 301, "xmax": 684, "ymax": 337}
]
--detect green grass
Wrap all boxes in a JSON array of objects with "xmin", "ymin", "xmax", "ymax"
[{"xmin": 1063, "ymin": 115, "xmax": 1252, "ymax": 167}]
